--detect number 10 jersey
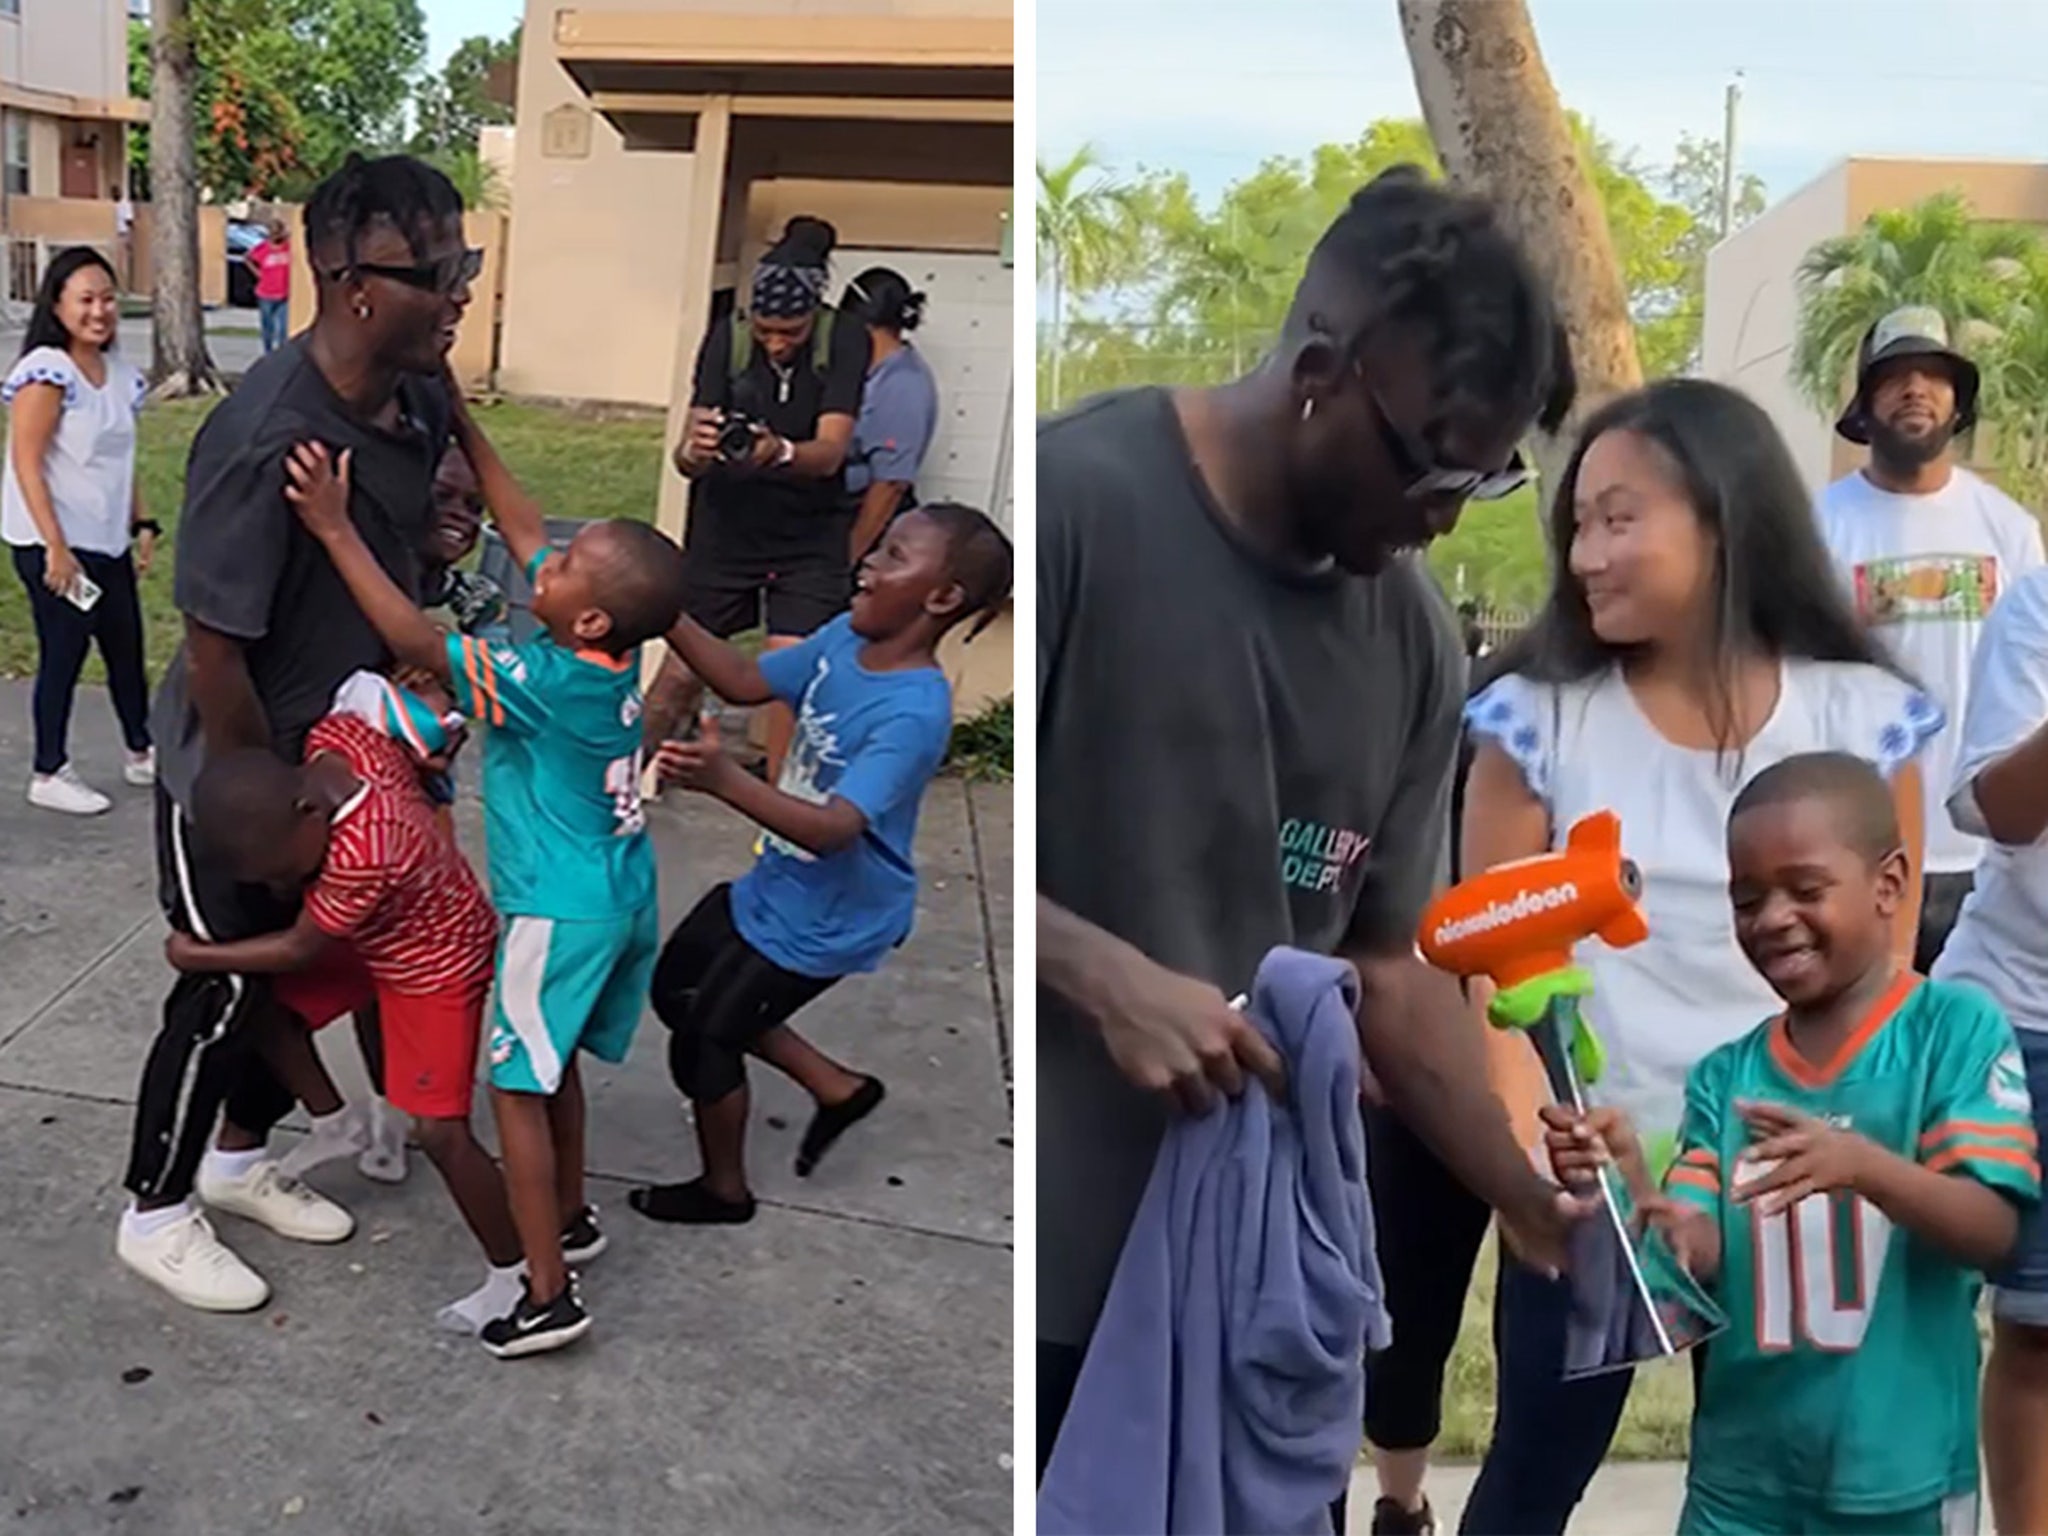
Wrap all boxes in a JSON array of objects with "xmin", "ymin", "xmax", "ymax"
[{"xmin": 1666, "ymin": 974, "xmax": 2039, "ymax": 1517}]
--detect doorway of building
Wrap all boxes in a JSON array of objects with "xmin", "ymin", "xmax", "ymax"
[{"xmin": 61, "ymin": 134, "xmax": 99, "ymax": 200}]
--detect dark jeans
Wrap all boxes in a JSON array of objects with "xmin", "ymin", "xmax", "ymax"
[
  {"xmin": 1328, "ymin": 1103, "xmax": 1497, "ymax": 1534},
  {"xmin": 10, "ymin": 543, "xmax": 150, "ymax": 775},
  {"xmin": 1459, "ymin": 1257, "xmax": 1636, "ymax": 1536},
  {"xmin": 258, "ymin": 296, "xmax": 289, "ymax": 353},
  {"xmin": 1915, "ymin": 869, "xmax": 1975, "ymax": 975}
]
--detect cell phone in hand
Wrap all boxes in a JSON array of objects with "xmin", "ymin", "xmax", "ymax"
[{"xmin": 64, "ymin": 570, "xmax": 102, "ymax": 613}]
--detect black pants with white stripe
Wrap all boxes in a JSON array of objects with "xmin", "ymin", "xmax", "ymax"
[{"xmin": 122, "ymin": 786, "xmax": 297, "ymax": 1205}]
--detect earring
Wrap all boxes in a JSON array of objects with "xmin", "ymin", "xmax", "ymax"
[
  {"xmin": 355, "ymin": 304, "xmax": 371, "ymax": 320},
  {"xmin": 1301, "ymin": 397, "xmax": 1316, "ymax": 423}
]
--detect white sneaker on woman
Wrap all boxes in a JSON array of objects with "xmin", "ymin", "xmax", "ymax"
[
  {"xmin": 27, "ymin": 764, "xmax": 111, "ymax": 816},
  {"xmin": 124, "ymin": 748, "xmax": 156, "ymax": 786}
]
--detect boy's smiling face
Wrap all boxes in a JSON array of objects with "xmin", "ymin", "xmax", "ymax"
[
  {"xmin": 1727, "ymin": 795, "xmax": 1906, "ymax": 1009},
  {"xmin": 850, "ymin": 511, "xmax": 963, "ymax": 640}
]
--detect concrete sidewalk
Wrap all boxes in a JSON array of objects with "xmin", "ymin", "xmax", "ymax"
[
  {"xmin": 0, "ymin": 682, "xmax": 1013, "ymax": 1535},
  {"xmin": 1344, "ymin": 1462, "xmax": 1685, "ymax": 1535}
]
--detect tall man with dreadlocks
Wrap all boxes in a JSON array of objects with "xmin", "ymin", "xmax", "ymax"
[
  {"xmin": 1035, "ymin": 167, "xmax": 1591, "ymax": 1493},
  {"xmin": 121, "ymin": 154, "xmax": 479, "ymax": 1311},
  {"xmin": 658, "ymin": 215, "xmax": 870, "ymax": 783}
]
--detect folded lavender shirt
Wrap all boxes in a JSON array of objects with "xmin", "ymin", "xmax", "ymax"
[{"xmin": 1038, "ymin": 946, "xmax": 1389, "ymax": 1535}]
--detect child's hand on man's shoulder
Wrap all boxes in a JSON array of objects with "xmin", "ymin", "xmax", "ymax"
[{"xmin": 284, "ymin": 441, "xmax": 353, "ymax": 542}]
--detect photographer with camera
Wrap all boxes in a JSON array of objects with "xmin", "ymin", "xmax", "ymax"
[{"xmin": 669, "ymin": 216, "xmax": 868, "ymax": 780}]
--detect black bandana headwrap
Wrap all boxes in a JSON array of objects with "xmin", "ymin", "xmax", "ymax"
[{"xmin": 752, "ymin": 260, "xmax": 828, "ymax": 319}]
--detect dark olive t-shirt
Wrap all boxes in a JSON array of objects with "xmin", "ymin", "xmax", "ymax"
[
  {"xmin": 1036, "ymin": 388, "xmax": 1466, "ymax": 1348},
  {"xmin": 150, "ymin": 338, "xmax": 450, "ymax": 808},
  {"xmin": 685, "ymin": 309, "xmax": 869, "ymax": 564}
]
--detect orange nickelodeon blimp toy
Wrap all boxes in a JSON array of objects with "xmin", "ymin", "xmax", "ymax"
[{"xmin": 1418, "ymin": 810, "xmax": 1649, "ymax": 1099}]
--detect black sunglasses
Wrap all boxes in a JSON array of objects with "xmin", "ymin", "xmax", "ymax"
[
  {"xmin": 334, "ymin": 247, "xmax": 484, "ymax": 296},
  {"xmin": 1367, "ymin": 383, "xmax": 1531, "ymax": 503}
]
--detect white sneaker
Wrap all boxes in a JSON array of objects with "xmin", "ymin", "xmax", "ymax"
[
  {"xmin": 117, "ymin": 1208, "xmax": 270, "ymax": 1312},
  {"xmin": 198, "ymin": 1158, "xmax": 355, "ymax": 1244},
  {"xmin": 27, "ymin": 764, "xmax": 111, "ymax": 816},
  {"xmin": 123, "ymin": 748, "xmax": 156, "ymax": 787}
]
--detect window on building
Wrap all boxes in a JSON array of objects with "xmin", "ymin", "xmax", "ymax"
[
  {"xmin": 0, "ymin": 0, "xmax": 20, "ymax": 20},
  {"xmin": 4, "ymin": 114, "xmax": 28, "ymax": 197}
]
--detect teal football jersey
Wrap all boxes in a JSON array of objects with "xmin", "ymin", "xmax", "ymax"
[
  {"xmin": 1667, "ymin": 976, "xmax": 2038, "ymax": 1516},
  {"xmin": 445, "ymin": 630, "xmax": 656, "ymax": 923}
]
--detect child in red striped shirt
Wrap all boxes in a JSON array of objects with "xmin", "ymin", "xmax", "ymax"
[{"xmin": 166, "ymin": 713, "xmax": 525, "ymax": 1332}]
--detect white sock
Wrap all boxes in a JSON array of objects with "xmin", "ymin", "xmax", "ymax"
[
  {"xmin": 124, "ymin": 1200, "xmax": 195, "ymax": 1238},
  {"xmin": 435, "ymin": 1262, "xmax": 527, "ymax": 1335},
  {"xmin": 203, "ymin": 1145, "xmax": 268, "ymax": 1183},
  {"xmin": 358, "ymin": 1098, "xmax": 408, "ymax": 1184},
  {"xmin": 277, "ymin": 1104, "xmax": 368, "ymax": 1178}
]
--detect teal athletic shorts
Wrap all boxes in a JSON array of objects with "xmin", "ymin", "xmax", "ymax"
[{"xmin": 486, "ymin": 902, "xmax": 662, "ymax": 1095}]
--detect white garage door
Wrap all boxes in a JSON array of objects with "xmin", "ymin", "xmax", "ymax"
[{"xmin": 836, "ymin": 248, "xmax": 1013, "ymax": 536}]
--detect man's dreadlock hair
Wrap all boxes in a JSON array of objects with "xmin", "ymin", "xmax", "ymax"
[
  {"xmin": 303, "ymin": 153, "xmax": 464, "ymax": 275},
  {"xmin": 1287, "ymin": 165, "xmax": 1576, "ymax": 441},
  {"xmin": 919, "ymin": 502, "xmax": 1012, "ymax": 641}
]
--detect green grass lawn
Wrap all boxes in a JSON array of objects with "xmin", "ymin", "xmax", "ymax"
[
  {"xmin": 0, "ymin": 398, "xmax": 669, "ymax": 681},
  {"xmin": 1432, "ymin": 1234, "xmax": 1693, "ymax": 1461}
]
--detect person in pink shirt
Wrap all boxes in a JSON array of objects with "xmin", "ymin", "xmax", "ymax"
[{"xmin": 250, "ymin": 220, "xmax": 293, "ymax": 353}]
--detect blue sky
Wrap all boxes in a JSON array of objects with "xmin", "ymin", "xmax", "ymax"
[
  {"xmin": 422, "ymin": 0, "xmax": 523, "ymax": 68},
  {"xmin": 1037, "ymin": 0, "xmax": 2048, "ymax": 210}
]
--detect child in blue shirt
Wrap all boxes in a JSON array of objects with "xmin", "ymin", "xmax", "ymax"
[
  {"xmin": 630, "ymin": 502, "xmax": 1012, "ymax": 1224},
  {"xmin": 285, "ymin": 388, "xmax": 687, "ymax": 1359}
]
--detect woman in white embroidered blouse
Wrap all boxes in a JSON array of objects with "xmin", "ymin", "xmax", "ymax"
[
  {"xmin": 1442, "ymin": 380, "xmax": 1942, "ymax": 1536},
  {"xmin": 2, "ymin": 247, "xmax": 155, "ymax": 814}
]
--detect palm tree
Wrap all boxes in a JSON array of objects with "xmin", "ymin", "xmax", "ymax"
[
  {"xmin": 1037, "ymin": 145, "xmax": 1132, "ymax": 411},
  {"xmin": 1973, "ymin": 248, "xmax": 2048, "ymax": 509},
  {"xmin": 1791, "ymin": 192, "xmax": 2035, "ymax": 418}
]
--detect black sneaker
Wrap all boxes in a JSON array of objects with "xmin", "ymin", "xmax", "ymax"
[
  {"xmin": 1370, "ymin": 1497, "xmax": 1435, "ymax": 1536},
  {"xmin": 480, "ymin": 1282, "xmax": 591, "ymax": 1360},
  {"xmin": 561, "ymin": 1204, "xmax": 607, "ymax": 1264}
]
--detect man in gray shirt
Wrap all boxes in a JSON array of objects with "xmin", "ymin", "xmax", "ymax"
[{"xmin": 1038, "ymin": 167, "xmax": 1586, "ymax": 1469}]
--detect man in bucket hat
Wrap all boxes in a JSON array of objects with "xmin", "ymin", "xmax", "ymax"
[{"xmin": 1815, "ymin": 303, "xmax": 2044, "ymax": 972}]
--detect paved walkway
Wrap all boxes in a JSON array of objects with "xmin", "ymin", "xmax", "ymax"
[
  {"xmin": 0, "ymin": 682, "xmax": 1013, "ymax": 1535},
  {"xmin": 1345, "ymin": 1462, "xmax": 1685, "ymax": 1534}
]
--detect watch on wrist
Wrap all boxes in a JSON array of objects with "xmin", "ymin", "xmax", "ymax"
[
  {"xmin": 776, "ymin": 435, "xmax": 796, "ymax": 467},
  {"xmin": 131, "ymin": 518, "xmax": 163, "ymax": 538}
]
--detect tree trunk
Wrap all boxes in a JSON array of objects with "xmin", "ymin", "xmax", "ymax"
[
  {"xmin": 148, "ymin": 0, "xmax": 219, "ymax": 399},
  {"xmin": 1399, "ymin": 0, "xmax": 1640, "ymax": 503}
]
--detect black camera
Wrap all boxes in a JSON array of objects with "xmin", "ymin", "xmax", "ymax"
[{"xmin": 717, "ymin": 410, "xmax": 762, "ymax": 463}]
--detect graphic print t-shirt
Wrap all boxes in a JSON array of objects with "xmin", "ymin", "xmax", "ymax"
[
  {"xmin": 1036, "ymin": 387, "xmax": 1466, "ymax": 1347},
  {"xmin": 1816, "ymin": 467, "xmax": 2045, "ymax": 874},
  {"xmin": 729, "ymin": 614, "xmax": 952, "ymax": 979}
]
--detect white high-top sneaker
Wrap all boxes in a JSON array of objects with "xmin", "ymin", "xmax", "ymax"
[
  {"xmin": 116, "ymin": 1207, "xmax": 270, "ymax": 1312},
  {"xmin": 27, "ymin": 764, "xmax": 111, "ymax": 816},
  {"xmin": 123, "ymin": 748, "xmax": 156, "ymax": 786}
]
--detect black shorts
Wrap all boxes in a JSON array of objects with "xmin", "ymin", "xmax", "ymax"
[
  {"xmin": 650, "ymin": 884, "xmax": 840, "ymax": 1099},
  {"xmin": 680, "ymin": 545, "xmax": 850, "ymax": 640}
]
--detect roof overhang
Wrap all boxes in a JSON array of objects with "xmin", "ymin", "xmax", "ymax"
[
  {"xmin": 1, "ymin": 85, "xmax": 148, "ymax": 126},
  {"xmin": 553, "ymin": 10, "xmax": 1012, "ymax": 114}
]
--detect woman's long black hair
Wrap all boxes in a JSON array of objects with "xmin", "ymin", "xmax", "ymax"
[
  {"xmin": 840, "ymin": 266, "xmax": 926, "ymax": 334},
  {"xmin": 21, "ymin": 247, "xmax": 118, "ymax": 360},
  {"xmin": 1497, "ymin": 378, "xmax": 1910, "ymax": 752}
]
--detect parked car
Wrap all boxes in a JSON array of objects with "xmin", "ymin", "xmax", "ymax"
[{"xmin": 225, "ymin": 220, "xmax": 264, "ymax": 308}]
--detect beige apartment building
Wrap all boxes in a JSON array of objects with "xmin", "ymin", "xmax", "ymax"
[
  {"xmin": 497, "ymin": 0, "xmax": 1015, "ymax": 715},
  {"xmin": 1702, "ymin": 157, "xmax": 2048, "ymax": 494},
  {"xmin": 0, "ymin": 0, "xmax": 139, "ymax": 206}
]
